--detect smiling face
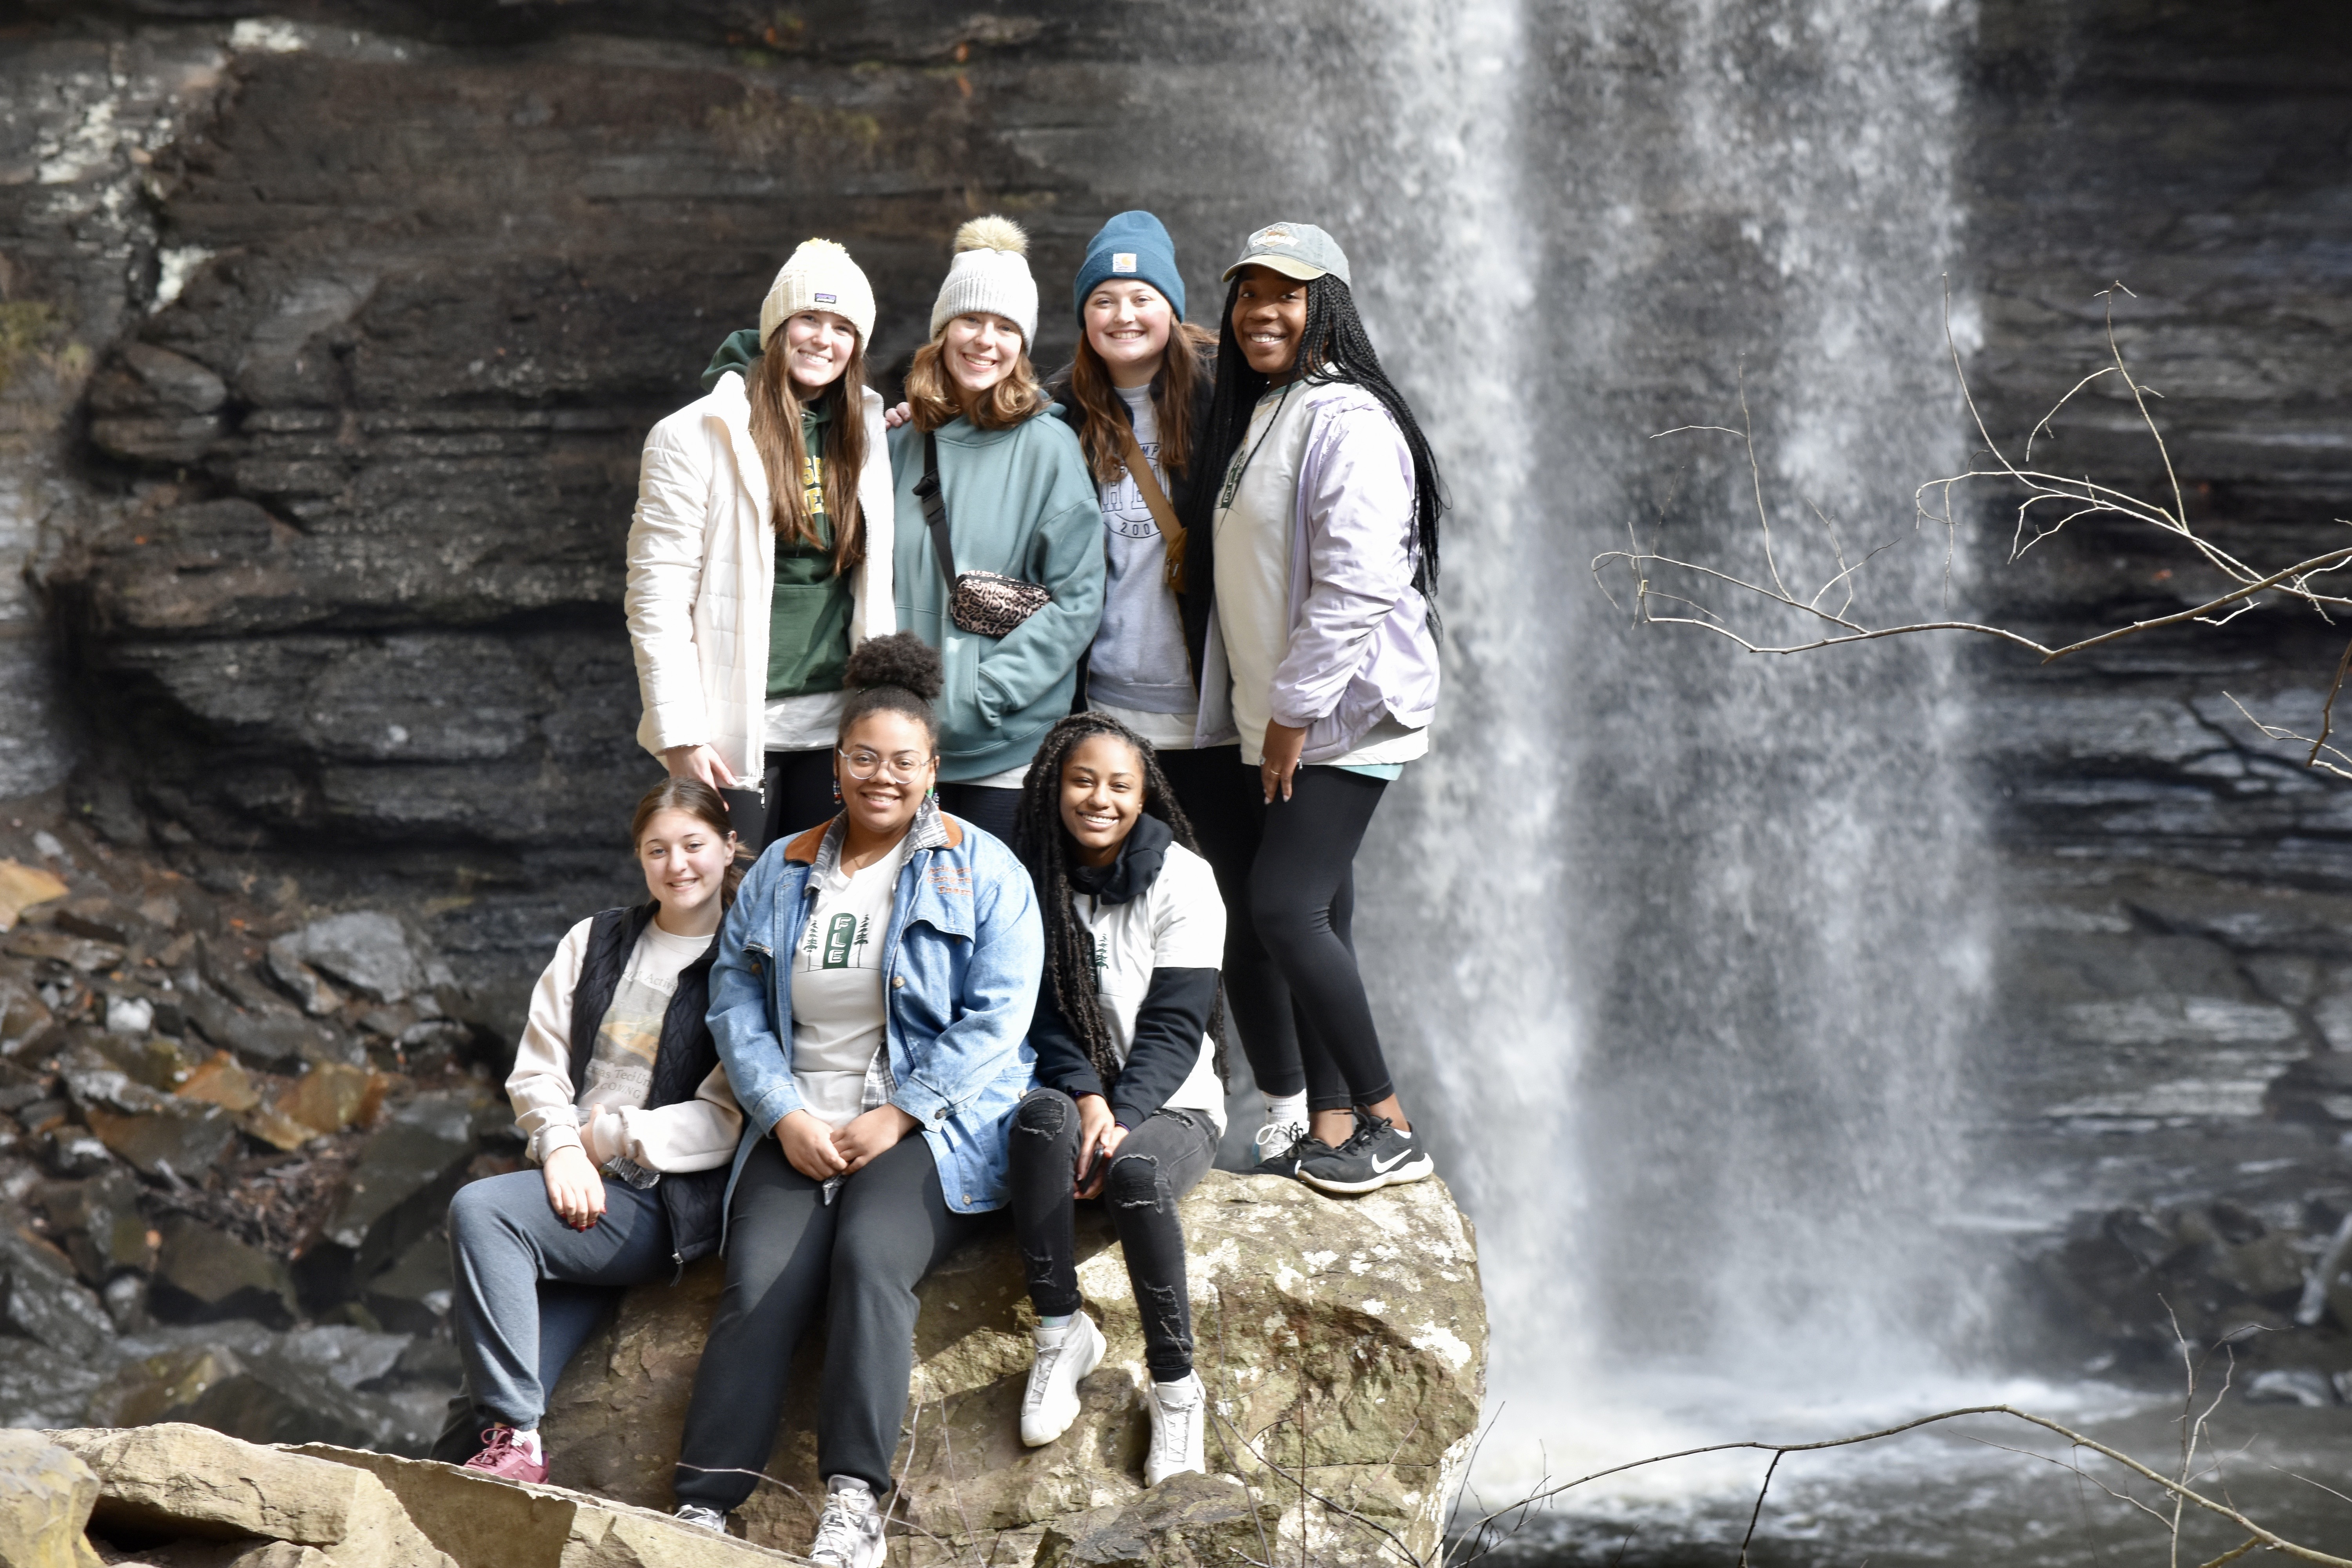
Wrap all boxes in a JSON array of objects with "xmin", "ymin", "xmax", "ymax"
[
  {"xmin": 941, "ymin": 313, "xmax": 1024, "ymax": 398},
  {"xmin": 780, "ymin": 310, "xmax": 858, "ymax": 391},
  {"xmin": 637, "ymin": 808, "xmax": 736, "ymax": 916},
  {"xmin": 1083, "ymin": 282, "xmax": 1174, "ymax": 390},
  {"xmin": 1059, "ymin": 733, "xmax": 1147, "ymax": 868},
  {"xmin": 1231, "ymin": 265, "xmax": 1312, "ymax": 380},
  {"xmin": 834, "ymin": 710, "xmax": 938, "ymax": 842}
]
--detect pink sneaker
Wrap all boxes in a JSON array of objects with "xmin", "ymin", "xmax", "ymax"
[{"xmin": 460, "ymin": 1426, "xmax": 548, "ymax": 1484}]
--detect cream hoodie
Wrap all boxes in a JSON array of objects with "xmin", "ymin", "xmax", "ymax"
[{"xmin": 508, "ymin": 917, "xmax": 743, "ymax": 1174}]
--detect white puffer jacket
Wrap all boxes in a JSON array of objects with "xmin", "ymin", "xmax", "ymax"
[{"xmin": 626, "ymin": 372, "xmax": 896, "ymax": 784}]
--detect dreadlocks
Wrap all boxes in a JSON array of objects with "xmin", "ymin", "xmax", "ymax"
[
  {"xmin": 1013, "ymin": 712, "xmax": 1229, "ymax": 1092},
  {"xmin": 1181, "ymin": 272, "xmax": 1447, "ymax": 625}
]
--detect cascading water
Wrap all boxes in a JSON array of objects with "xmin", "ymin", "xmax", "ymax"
[{"xmin": 1224, "ymin": 0, "xmax": 2001, "ymax": 1517}]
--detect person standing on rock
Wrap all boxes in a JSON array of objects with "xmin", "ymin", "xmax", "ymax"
[
  {"xmin": 438, "ymin": 777, "xmax": 746, "ymax": 1483},
  {"xmin": 1187, "ymin": 223, "xmax": 1444, "ymax": 1195},
  {"xmin": 1005, "ymin": 711, "xmax": 1226, "ymax": 1486},
  {"xmin": 884, "ymin": 215, "xmax": 1105, "ymax": 846},
  {"xmin": 670, "ymin": 632, "xmax": 1041, "ymax": 1568},
  {"xmin": 628, "ymin": 239, "xmax": 898, "ymax": 853}
]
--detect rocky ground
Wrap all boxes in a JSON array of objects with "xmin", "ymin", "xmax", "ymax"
[{"xmin": 0, "ymin": 791, "xmax": 531, "ymax": 1448}]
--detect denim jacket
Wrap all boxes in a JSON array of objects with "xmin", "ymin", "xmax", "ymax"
[{"xmin": 706, "ymin": 800, "xmax": 1041, "ymax": 1227}]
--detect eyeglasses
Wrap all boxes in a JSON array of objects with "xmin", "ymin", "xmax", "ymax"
[{"xmin": 838, "ymin": 746, "xmax": 932, "ymax": 784}]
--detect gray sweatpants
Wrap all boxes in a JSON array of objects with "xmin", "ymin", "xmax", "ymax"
[
  {"xmin": 446, "ymin": 1169, "xmax": 673, "ymax": 1430},
  {"xmin": 672, "ymin": 1133, "xmax": 979, "ymax": 1507}
]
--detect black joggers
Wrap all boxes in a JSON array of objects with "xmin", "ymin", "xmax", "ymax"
[
  {"xmin": 672, "ymin": 1133, "xmax": 978, "ymax": 1506},
  {"xmin": 1006, "ymin": 1088, "xmax": 1217, "ymax": 1381},
  {"xmin": 1159, "ymin": 749, "xmax": 1394, "ymax": 1114}
]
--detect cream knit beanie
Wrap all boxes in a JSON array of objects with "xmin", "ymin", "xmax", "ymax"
[
  {"xmin": 759, "ymin": 239, "xmax": 876, "ymax": 349},
  {"xmin": 927, "ymin": 216, "xmax": 1038, "ymax": 344}
]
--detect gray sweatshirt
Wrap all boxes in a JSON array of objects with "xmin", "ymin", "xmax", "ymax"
[{"xmin": 1086, "ymin": 385, "xmax": 1197, "ymax": 720}]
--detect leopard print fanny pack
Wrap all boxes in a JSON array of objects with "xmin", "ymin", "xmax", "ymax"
[{"xmin": 917, "ymin": 430, "xmax": 1053, "ymax": 638}]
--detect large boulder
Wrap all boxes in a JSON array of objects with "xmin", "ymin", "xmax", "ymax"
[
  {"xmin": 540, "ymin": 1171, "xmax": 1487, "ymax": 1568},
  {"xmin": 44, "ymin": 1423, "xmax": 453, "ymax": 1568},
  {"xmin": 0, "ymin": 1430, "xmax": 105, "ymax": 1568},
  {"xmin": 25, "ymin": 1423, "xmax": 802, "ymax": 1568}
]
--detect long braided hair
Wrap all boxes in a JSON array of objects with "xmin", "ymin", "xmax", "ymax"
[
  {"xmin": 1181, "ymin": 272, "xmax": 1448, "ymax": 624},
  {"xmin": 1013, "ymin": 712, "xmax": 1229, "ymax": 1092}
]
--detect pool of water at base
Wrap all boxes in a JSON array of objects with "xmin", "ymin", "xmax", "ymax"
[{"xmin": 1457, "ymin": 1381, "xmax": 2352, "ymax": 1567}]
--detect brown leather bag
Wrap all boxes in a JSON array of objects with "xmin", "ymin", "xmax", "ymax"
[{"xmin": 1114, "ymin": 421, "xmax": 1189, "ymax": 592}]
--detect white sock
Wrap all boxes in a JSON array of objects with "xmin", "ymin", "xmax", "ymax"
[
  {"xmin": 513, "ymin": 1428, "xmax": 543, "ymax": 1460},
  {"xmin": 1262, "ymin": 1092, "xmax": 1307, "ymax": 1132},
  {"xmin": 1036, "ymin": 1312, "xmax": 1075, "ymax": 1332}
]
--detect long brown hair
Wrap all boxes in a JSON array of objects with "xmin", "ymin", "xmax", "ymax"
[
  {"xmin": 906, "ymin": 328, "xmax": 1050, "ymax": 432},
  {"xmin": 630, "ymin": 777, "xmax": 744, "ymax": 909},
  {"xmin": 747, "ymin": 330, "xmax": 867, "ymax": 575},
  {"xmin": 1069, "ymin": 319, "xmax": 1214, "ymax": 483}
]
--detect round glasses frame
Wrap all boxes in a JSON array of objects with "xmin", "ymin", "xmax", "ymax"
[{"xmin": 836, "ymin": 745, "xmax": 933, "ymax": 784}]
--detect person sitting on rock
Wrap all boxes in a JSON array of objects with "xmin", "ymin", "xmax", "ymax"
[
  {"xmin": 669, "ymin": 632, "xmax": 1041, "ymax": 1568},
  {"xmin": 630, "ymin": 238, "xmax": 898, "ymax": 853},
  {"xmin": 439, "ymin": 777, "xmax": 747, "ymax": 1484},
  {"xmin": 1005, "ymin": 711, "xmax": 1227, "ymax": 1487}
]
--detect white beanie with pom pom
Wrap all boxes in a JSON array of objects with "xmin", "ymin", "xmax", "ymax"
[
  {"xmin": 928, "ymin": 216, "xmax": 1038, "ymax": 344},
  {"xmin": 760, "ymin": 238, "xmax": 876, "ymax": 350}
]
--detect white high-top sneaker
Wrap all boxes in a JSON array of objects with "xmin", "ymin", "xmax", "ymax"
[
  {"xmin": 1020, "ymin": 1310, "xmax": 1106, "ymax": 1446},
  {"xmin": 1143, "ymin": 1371, "xmax": 1207, "ymax": 1487},
  {"xmin": 806, "ymin": 1476, "xmax": 886, "ymax": 1568}
]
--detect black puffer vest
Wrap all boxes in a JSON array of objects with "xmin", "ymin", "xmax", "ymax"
[{"xmin": 568, "ymin": 902, "xmax": 728, "ymax": 1271}]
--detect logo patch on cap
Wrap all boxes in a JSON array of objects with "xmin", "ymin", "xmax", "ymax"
[
  {"xmin": 1256, "ymin": 226, "xmax": 1297, "ymax": 247},
  {"xmin": 814, "ymin": 292, "xmax": 838, "ymax": 303},
  {"xmin": 1111, "ymin": 252, "xmax": 1138, "ymax": 274}
]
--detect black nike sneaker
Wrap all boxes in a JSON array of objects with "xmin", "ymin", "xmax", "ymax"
[
  {"xmin": 1298, "ymin": 1114, "xmax": 1433, "ymax": 1195},
  {"xmin": 1250, "ymin": 1127, "xmax": 1337, "ymax": 1181}
]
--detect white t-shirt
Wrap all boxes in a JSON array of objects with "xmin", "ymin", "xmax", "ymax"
[
  {"xmin": 789, "ymin": 833, "xmax": 913, "ymax": 1126},
  {"xmin": 1212, "ymin": 385, "xmax": 1428, "ymax": 771},
  {"xmin": 1074, "ymin": 840, "xmax": 1227, "ymax": 1132}
]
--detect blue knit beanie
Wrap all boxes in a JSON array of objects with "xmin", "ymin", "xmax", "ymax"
[{"xmin": 1072, "ymin": 211, "xmax": 1185, "ymax": 323}]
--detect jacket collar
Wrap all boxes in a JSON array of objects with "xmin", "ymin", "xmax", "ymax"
[
  {"xmin": 780, "ymin": 795, "xmax": 963, "ymax": 871},
  {"xmin": 1068, "ymin": 813, "xmax": 1171, "ymax": 906}
]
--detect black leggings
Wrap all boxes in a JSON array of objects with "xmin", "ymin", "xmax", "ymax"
[
  {"xmin": 1164, "ymin": 752, "xmax": 1393, "ymax": 1114},
  {"xmin": 934, "ymin": 782, "xmax": 1022, "ymax": 847},
  {"xmin": 1006, "ymin": 1089, "xmax": 1217, "ymax": 1381},
  {"xmin": 761, "ymin": 748, "xmax": 839, "ymax": 849},
  {"xmin": 673, "ymin": 1134, "xmax": 978, "ymax": 1504}
]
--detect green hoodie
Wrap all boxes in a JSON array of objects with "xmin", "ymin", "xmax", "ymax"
[
  {"xmin": 888, "ymin": 409, "xmax": 1104, "ymax": 782},
  {"xmin": 701, "ymin": 328, "xmax": 764, "ymax": 392}
]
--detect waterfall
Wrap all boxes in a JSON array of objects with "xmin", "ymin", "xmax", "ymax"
[{"xmin": 1256, "ymin": 0, "xmax": 1993, "ymax": 1494}]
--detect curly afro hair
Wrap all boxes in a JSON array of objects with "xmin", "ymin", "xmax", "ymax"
[{"xmin": 837, "ymin": 630, "xmax": 944, "ymax": 747}]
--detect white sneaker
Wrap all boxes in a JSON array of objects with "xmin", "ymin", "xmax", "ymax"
[
  {"xmin": 672, "ymin": 1503, "xmax": 726, "ymax": 1534},
  {"xmin": 1254, "ymin": 1116, "xmax": 1307, "ymax": 1165},
  {"xmin": 1143, "ymin": 1371, "xmax": 1207, "ymax": 1486},
  {"xmin": 807, "ymin": 1476, "xmax": 886, "ymax": 1568},
  {"xmin": 1019, "ymin": 1310, "xmax": 1106, "ymax": 1447}
]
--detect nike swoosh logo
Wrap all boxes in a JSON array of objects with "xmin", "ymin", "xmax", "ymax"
[{"xmin": 1370, "ymin": 1149, "xmax": 1414, "ymax": 1173}]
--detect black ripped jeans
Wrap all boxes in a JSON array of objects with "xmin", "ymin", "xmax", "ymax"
[{"xmin": 1007, "ymin": 1087, "xmax": 1217, "ymax": 1381}]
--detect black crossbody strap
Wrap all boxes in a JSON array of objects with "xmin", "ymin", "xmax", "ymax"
[{"xmin": 916, "ymin": 430, "xmax": 957, "ymax": 586}]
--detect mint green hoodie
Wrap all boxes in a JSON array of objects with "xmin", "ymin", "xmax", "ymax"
[{"xmin": 887, "ymin": 408, "xmax": 1104, "ymax": 782}]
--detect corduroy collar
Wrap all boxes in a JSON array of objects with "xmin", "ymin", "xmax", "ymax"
[{"xmin": 782, "ymin": 793, "xmax": 959, "ymax": 872}]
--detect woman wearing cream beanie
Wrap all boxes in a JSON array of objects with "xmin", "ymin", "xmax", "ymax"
[
  {"xmin": 887, "ymin": 216, "xmax": 1104, "ymax": 844},
  {"xmin": 626, "ymin": 238, "xmax": 899, "ymax": 851}
]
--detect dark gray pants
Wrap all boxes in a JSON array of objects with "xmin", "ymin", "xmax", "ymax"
[
  {"xmin": 1007, "ymin": 1088, "xmax": 1217, "ymax": 1381},
  {"xmin": 445, "ymin": 1170, "xmax": 673, "ymax": 1432},
  {"xmin": 672, "ymin": 1132, "xmax": 978, "ymax": 1506}
]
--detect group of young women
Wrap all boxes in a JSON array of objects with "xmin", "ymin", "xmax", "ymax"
[{"xmin": 434, "ymin": 211, "xmax": 1448, "ymax": 1568}]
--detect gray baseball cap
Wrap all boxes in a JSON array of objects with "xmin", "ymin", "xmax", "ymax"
[{"xmin": 1221, "ymin": 221, "xmax": 1351, "ymax": 287}]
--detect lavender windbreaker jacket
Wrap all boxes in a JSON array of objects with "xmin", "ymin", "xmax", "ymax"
[{"xmin": 1193, "ymin": 381, "xmax": 1441, "ymax": 761}]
